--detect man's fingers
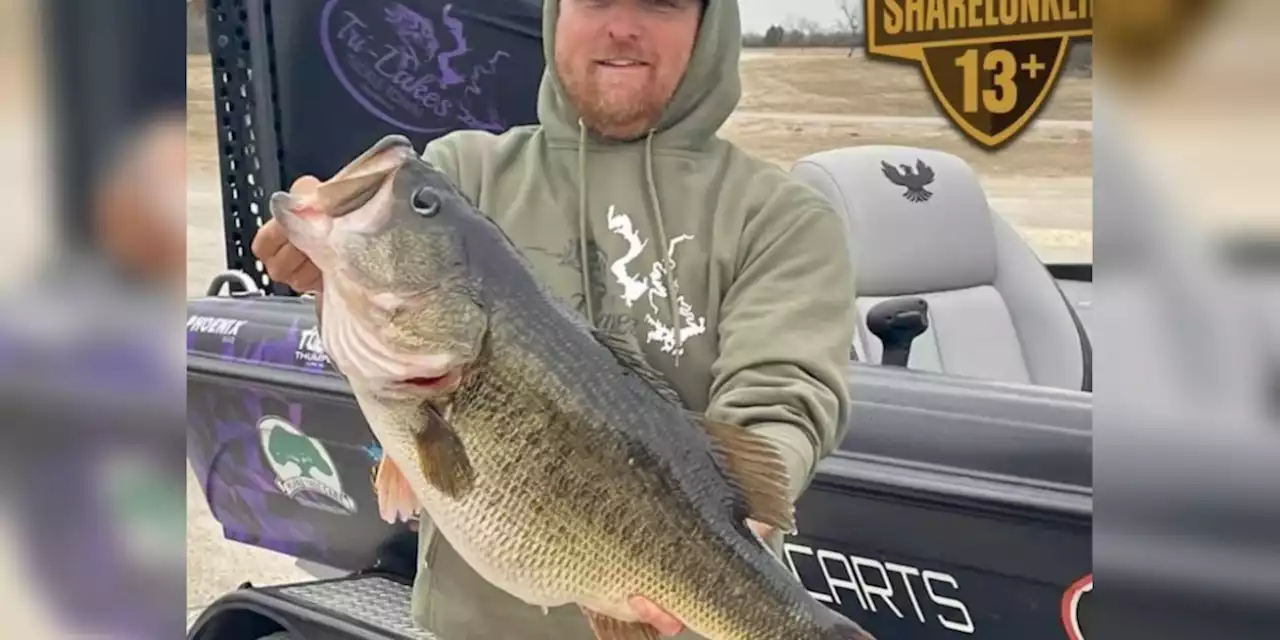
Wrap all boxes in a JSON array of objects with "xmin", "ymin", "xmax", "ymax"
[
  {"xmin": 291, "ymin": 175, "xmax": 321, "ymax": 195},
  {"xmin": 264, "ymin": 247, "xmax": 322, "ymax": 293},
  {"xmin": 628, "ymin": 596, "xmax": 684, "ymax": 637},
  {"xmin": 268, "ymin": 244, "xmax": 309, "ymax": 279},
  {"xmin": 746, "ymin": 518, "xmax": 774, "ymax": 542},
  {"xmin": 251, "ymin": 178, "xmax": 325, "ymax": 292},
  {"xmin": 251, "ymin": 220, "xmax": 322, "ymax": 292},
  {"xmin": 294, "ymin": 264, "xmax": 323, "ymax": 293},
  {"xmin": 251, "ymin": 219, "xmax": 288, "ymax": 261}
]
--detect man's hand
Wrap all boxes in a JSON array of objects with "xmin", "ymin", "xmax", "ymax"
[
  {"xmin": 627, "ymin": 519, "xmax": 776, "ymax": 637},
  {"xmin": 251, "ymin": 176, "xmax": 324, "ymax": 293},
  {"xmin": 628, "ymin": 597, "xmax": 685, "ymax": 637},
  {"xmin": 747, "ymin": 518, "xmax": 775, "ymax": 543}
]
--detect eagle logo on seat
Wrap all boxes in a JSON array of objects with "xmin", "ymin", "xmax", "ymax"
[{"xmin": 881, "ymin": 159, "xmax": 936, "ymax": 203}]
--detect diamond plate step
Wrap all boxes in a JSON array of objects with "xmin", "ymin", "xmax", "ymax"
[{"xmin": 264, "ymin": 575, "xmax": 437, "ymax": 639}]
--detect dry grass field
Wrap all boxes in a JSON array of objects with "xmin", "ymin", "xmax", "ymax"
[
  {"xmin": 727, "ymin": 48, "xmax": 1091, "ymax": 175},
  {"xmin": 735, "ymin": 48, "xmax": 1091, "ymax": 121},
  {"xmin": 185, "ymin": 47, "xmax": 1092, "ymax": 618}
]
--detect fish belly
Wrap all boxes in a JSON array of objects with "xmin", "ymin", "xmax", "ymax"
[{"xmin": 378, "ymin": 431, "xmax": 584, "ymax": 609}]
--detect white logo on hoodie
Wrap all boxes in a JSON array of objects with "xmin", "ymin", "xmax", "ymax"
[{"xmin": 606, "ymin": 205, "xmax": 707, "ymax": 362}]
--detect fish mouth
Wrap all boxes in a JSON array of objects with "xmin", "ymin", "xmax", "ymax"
[
  {"xmin": 404, "ymin": 370, "xmax": 460, "ymax": 389},
  {"xmin": 329, "ymin": 135, "xmax": 416, "ymax": 184},
  {"xmin": 314, "ymin": 136, "xmax": 417, "ymax": 219},
  {"xmin": 268, "ymin": 135, "xmax": 416, "ymax": 242},
  {"xmin": 390, "ymin": 365, "xmax": 465, "ymax": 395},
  {"xmin": 313, "ymin": 166, "xmax": 396, "ymax": 219},
  {"xmin": 269, "ymin": 190, "xmax": 332, "ymax": 248}
]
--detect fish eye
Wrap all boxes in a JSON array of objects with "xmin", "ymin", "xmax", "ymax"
[{"xmin": 412, "ymin": 188, "xmax": 441, "ymax": 217}]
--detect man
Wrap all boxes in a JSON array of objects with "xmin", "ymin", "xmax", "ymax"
[{"xmin": 253, "ymin": 0, "xmax": 858, "ymax": 638}]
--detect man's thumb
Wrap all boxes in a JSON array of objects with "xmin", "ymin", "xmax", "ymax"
[{"xmin": 291, "ymin": 175, "xmax": 322, "ymax": 195}]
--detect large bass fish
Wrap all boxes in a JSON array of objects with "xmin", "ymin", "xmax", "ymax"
[{"xmin": 269, "ymin": 134, "xmax": 874, "ymax": 640}]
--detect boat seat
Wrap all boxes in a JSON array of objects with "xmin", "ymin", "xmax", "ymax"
[{"xmin": 791, "ymin": 145, "xmax": 1091, "ymax": 391}]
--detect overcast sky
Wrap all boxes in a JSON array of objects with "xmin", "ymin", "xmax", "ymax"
[{"xmin": 737, "ymin": 0, "xmax": 863, "ymax": 34}]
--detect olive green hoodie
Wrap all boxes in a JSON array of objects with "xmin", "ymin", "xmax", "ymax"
[{"xmin": 420, "ymin": 0, "xmax": 856, "ymax": 505}]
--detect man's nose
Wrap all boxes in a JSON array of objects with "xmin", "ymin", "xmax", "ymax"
[{"xmin": 602, "ymin": 6, "xmax": 644, "ymax": 41}]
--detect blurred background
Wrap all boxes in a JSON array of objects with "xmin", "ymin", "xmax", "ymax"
[
  {"xmin": 0, "ymin": 0, "xmax": 1276, "ymax": 638},
  {"xmin": 1092, "ymin": 2, "xmax": 1280, "ymax": 636},
  {"xmin": 0, "ymin": 0, "xmax": 186, "ymax": 638}
]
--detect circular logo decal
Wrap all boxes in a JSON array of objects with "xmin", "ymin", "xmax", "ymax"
[
  {"xmin": 258, "ymin": 415, "xmax": 358, "ymax": 515},
  {"xmin": 320, "ymin": 0, "xmax": 513, "ymax": 134}
]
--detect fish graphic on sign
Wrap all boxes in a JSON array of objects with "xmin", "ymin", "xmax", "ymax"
[{"xmin": 258, "ymin": 415, "xmax": 357, "ymax": 515}]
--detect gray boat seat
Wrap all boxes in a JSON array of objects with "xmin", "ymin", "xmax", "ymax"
[{"xmin": 791, "ymin": 145, "xmax": 1091, "ymax": 391}]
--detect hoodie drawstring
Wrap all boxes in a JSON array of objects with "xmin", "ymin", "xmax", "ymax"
[
  {"xmin": 577, "ymin": 120, "xmax": 594, "ymax": 325},
  {"xmin": 643, "ymin": 130, "xmax": 680, "ymax": 344},
  {"xmin": 574, "ymin": 121, "xmax": 678, "ymax": 341}
]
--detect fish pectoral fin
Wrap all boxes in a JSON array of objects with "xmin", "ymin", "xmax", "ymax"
[
  {"xmin": 692, "ymin": 415, "xmax": 797, "ymax": 535},
  {"xmin": 373, "ymin": 455, "xmax": 422, "ymax": 524},
  {"xmin": 414, "ymin": 404, "xmax": 475, "ymax": 499},
  {"xmin": 590, "ymin": 326, "xmax": 684, "ymax": 407},
  {"xmin": 581, "ymin": 607, "xmax": 662, "ymax": 640}
]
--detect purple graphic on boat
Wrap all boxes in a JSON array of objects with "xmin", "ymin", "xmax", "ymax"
[
  {"xmin": 186, "ymin": 301, "xmax": 337, "ymax": 376},
  {"xmin": 320, "ymin": 0, "xmax": 511, "ymax": 134},
  {"xmin": 188, "ymin": 389, "xmax": 324, "ymax": 559},
  {"xmin": 186, "ymin": 296, "xmax": 401, "ymax": 569},
  {"xmin": 187, "ymin": 382, "xmax": 395, "ymax": 570}
]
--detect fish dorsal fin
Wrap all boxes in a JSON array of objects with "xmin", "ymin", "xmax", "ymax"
[
  {"xmin": 691, "ymin": 415, "xmax": 797, "ymax": 535},
  {"xmin": 591, "ymin": 326, "xmax": 684, "ymax": 407}
]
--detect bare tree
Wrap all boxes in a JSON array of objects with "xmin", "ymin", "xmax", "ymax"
[{"xmin": 837, "ymin": 0, "xmax": 861, "ymax": 57}]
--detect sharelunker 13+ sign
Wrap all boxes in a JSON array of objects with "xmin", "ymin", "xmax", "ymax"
[{"xmin": 864, "ymin": 0, "xmax": 1093, "ymax": 149}]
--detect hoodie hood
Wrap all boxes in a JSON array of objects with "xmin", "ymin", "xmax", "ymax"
[{"xmin": 536, "ymin": 0, "xmax": 743, "ymax": 149}]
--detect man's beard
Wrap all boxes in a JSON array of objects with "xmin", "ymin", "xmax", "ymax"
[{"xmin": 560, "ymin": 63, "xmax": 670, "ymax": 140}]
